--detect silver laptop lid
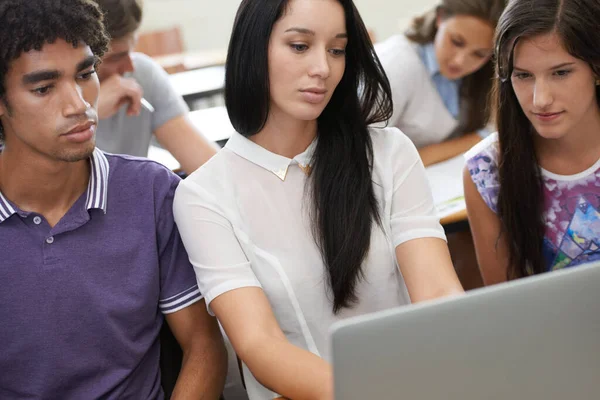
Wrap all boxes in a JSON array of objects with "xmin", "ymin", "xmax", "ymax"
[{"xmin": 331, "ymin": 262, "xmax": 600, "ymax": 400}]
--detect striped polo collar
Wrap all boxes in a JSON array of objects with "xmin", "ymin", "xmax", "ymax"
[{"xmin": 0, "ymin": 147, "xmax": 110, "ymax": 223}]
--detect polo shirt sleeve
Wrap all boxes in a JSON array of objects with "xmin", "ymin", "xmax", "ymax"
[
  {"xmin": 133, "ymin": 53, "xmax": 189, "ymax": 133},
  {"xmin": 172, "ymin": 178, "xmax": 262, "ymax": 315},
  {"xmin": 385, "ymin": 128, "xmax": 447, "ymax": 247},
  {"xmin": 156, "ymin": 171, "xmax": 203, "ymax": 314}
]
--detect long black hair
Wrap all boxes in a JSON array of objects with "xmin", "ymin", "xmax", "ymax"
[
  {"xmin": 225, "ymin": 0, "xmax": 393, "ymax": 312},
  {"xmin": 494, "ymin": 0, "xmax": 600, "ymax": 278}
]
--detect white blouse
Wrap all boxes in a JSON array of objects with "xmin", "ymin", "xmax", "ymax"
[
  {"xmin": 374, "ymin": 35, "xmax": 459, "ymax": 148},
  {"xmin": 173, "ymin": 126, "xmax": 446, "ymax": 399}
]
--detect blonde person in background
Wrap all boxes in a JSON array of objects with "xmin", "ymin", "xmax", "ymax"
[
  {"xmin": 375, "ymin": 0, "xmax": 506, "ymax": 166},
  {"xmin": 173, "ymin": 0, "xmax": 464, "ymax": 398}
]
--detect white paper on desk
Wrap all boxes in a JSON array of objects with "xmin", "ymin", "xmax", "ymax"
[
  {"xmin": 425, "ymin": 155, "xmax": 466, "ymax": 219},
  {"xmin": 148, "ymin": 145, "xmax": 181, "ymax": 171}
]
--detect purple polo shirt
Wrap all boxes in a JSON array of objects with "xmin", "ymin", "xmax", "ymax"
[{"xmin": 0, "ymin": 148, "xmax": 202, "ymax": 399}]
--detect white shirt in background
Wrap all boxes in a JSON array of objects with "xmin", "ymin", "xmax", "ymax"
[
  {"xmin": 173, "ymin": 126, "xmax": 446, "ymax": 399},
  {"xmin": 374, "ymin": 35, "xmax": 458, "ymax": 148}
]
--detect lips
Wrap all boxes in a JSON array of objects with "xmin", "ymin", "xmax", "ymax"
[
  {"xmin": 300, "ymin": 88, "xmax": 327, "ymax": 104},
  {"xmin": 301, "ymin": 87, "xmax": 326, "ymax": 94},
  {"xmin": 61, "ymin": 120, "xmax": 96, "ymax": 143},
  {"xmin": 446, "ymin": 65, "xmax": 463, "ymax": 77},
  {"xmin": 533, "ymin": 111, "xmax": 564, "ymax": 122},
  {"xmin": 63, "ymin": 121, "xmax": 95, "ymax": 136}
]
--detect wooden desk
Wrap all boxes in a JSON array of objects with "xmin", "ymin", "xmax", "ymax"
[
  {"xmin": 441, "ymin": 209, "xmax": 469, "ymax": 235},
  {"xmin": 441, "ymin": 209, "xmax": 467, "ymax": 226},
  {"xmin": 168, "ymin": 65, "xmax": 225, "ymax": 105}
]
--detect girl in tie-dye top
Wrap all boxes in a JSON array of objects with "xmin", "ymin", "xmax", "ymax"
[
  {"xmin": 463, "ymin": 0, "xmax": 600, "ymax": 284},
  {"xmin": 466, "ymin": 133, "xmax": 600, "ymax": 272}
]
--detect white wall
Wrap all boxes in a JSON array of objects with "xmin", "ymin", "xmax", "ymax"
[{"xmin": 140, "ymin": 0, "xmax": 438, "ymax": 52}]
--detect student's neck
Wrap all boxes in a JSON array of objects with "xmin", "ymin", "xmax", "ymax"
[
  {"xmin": 250, "ymin": 114, "xmax": 317, "ymax": 159},
  {"xmin": 535, "ymin": 106, "xmax": 600, "ymax": 175},
  {"xmin": 0, "ymin": 145, "xmax": 90, "ymax": 226}
]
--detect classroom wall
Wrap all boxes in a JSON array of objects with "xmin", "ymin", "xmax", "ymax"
[{"xmin": 140, "ymin": 0, "xmax": 439, "ymax": 52}]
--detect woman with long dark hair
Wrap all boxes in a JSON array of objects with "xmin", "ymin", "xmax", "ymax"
[
  {"xmin": 464, "ymin": 0, "xmax": 600, "ymax": 284},
  {"xmin": 375, "ymin": 0, "xmax": 505, "ymax": 166},
  {"xmin": 174, "ymin": 0, "xmax": 463, "ymax": 398}
]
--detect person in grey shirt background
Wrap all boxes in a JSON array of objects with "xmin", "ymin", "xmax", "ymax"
[{"xmin": 94, "ymin": 0, "xmax": 218, "ymax": 174}]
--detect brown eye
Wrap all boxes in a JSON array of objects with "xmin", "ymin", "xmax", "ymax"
[
  {"xmin": 32, "ymin": 85, "xmax": 52, "ymax": 95},
  {"xmin": 290, "ymin": 44, "xmax": 308, "ymax": 52},
  {"xmin": 512, "ymin": 72, "xmax": 531, "ymax": 80},
  {"xmin": 78, "ymin": 70, "xmax": 96, "ymax": 80},
  {"xmin": 329, "ymin": 48, "xmax": 346, "ymax": 56}
]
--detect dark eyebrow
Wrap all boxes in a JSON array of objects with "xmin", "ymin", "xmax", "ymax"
[
  {"xmin": 452, "ymin": 33, "xmax": 465, "ymax": 43},
  {"xmin": 77, "ymin": 55, "xmax": 98, "ymax": 72},
  {"xmin": 21, "ymin": 55, "xmax": 97, "ymax": 85},
  {"xmin": 285, "ymin": 27, "xmax": 315, "ymax": 35},
  {"xmin": 549, "ymin": 62, "xmax": 576, "ymax": 69},
  {"xmin": 513, "ymin": 62, "xmax": 575, "ymax": 72},
  {"xmin": 284, "ymin": 27, "xmax": 347, "ymax": 39},
  {"xmin": 22, "ymin": 70, "xmax": 61, "ymax": 85}
]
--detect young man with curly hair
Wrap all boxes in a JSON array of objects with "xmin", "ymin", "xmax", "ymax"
[
  {"xmin": 93, "ymin": 0, "xmax": 218, "ymax": 175},
  {"xmin": 0, "ymin": 1, "xmax": 226, "ymax": 398}
]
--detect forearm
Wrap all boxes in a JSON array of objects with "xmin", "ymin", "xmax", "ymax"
[
  {"xmin": 396, "ymin": 238, "xmax": 464, "ymax": 303},
  {"xmin": 418, "ymin": 132, "xmax": 481, "ymax": 166},
  {"xmin": 166, "ymin": 135, "xmax": 219, "ymax": 175},
  {"xmin": 171, "ymin": 336, "xmax": 228, "ymax": 400},
  {"xmin": 241, "ymin": 336, "xmax": 333, "ymax": 400},
  {"xmin": 155, "ymin": 115, "xmax": 220, "ymax": 175}
]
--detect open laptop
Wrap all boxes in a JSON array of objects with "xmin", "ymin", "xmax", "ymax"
[{"xmin": 331, "ymin": 262, "xmax": 600, "ymax": 400}]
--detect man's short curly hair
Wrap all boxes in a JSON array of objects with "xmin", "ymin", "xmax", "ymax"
[{"xmin": 0, "ymin": 0, "xmax": 110, "ymax": 140}]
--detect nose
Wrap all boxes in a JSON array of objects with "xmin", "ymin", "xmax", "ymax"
[
  {"xmin": 452, "ymin": 51, "xmax": 468, "ymax": 69},
  {"xmin": 533, "ymin": 79, "xmax": 554, "ymax": 110},
  {"xmin": 62, "ymin": 83, "xmax": 89, "ymax": 117},
  {"xmin": 307, "ymin": 48, "xmax": 330, "ymax": 80}
]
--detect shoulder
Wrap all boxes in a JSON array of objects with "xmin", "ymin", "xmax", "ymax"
[
  {"xmin": 369, "ymin": 126, "xmax": 421, "ymax": 178},
  {"xmin": 129, "ymin": 52, "xmax": 170, "ymax": 88},
  {"xmin": 174, "ymin": 149, "xmax": 232, "ymax": 204},
  {"xmin": 131, "ymin": 52, "xmax": 164, "ymax": 74},
  {"xmin": 104, "ymin": 151, "xmax": 181, "ymax": 194},
  {"xmin": 464, "ymin": 132, "xmax": 500, "ymax": 172},
  {"xmin": 375, "ymin": 34, "xmax": 423, "ymax": 73},
  {"xmin": 464, "ymin": 133, "xmax": 501, "ymax": 212},
  {"xmin": 369, "ymin": 125, "xmax": 418, "ymax": 157}
]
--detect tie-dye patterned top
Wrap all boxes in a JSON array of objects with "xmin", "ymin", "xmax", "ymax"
[{"xmin": 465, "ymin": 133, "xmax": 600, "ymax": 271}]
